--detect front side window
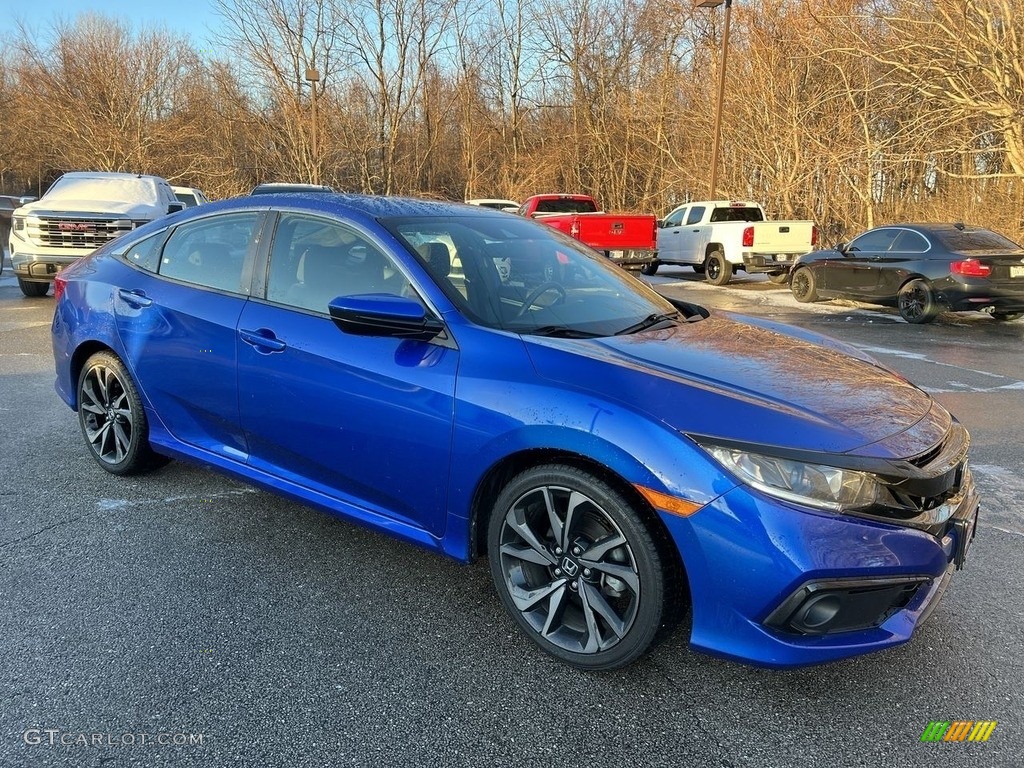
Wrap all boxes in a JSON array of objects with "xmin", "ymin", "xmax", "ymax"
[
  {"xmin": 848, "ymin": 229, "xmax": 900, "ymax": 252},
  {"xmin": 265, "ymin": 213, "xmax": 412, "ymax": 313},
  {"xmin": 685, "ymin": 206, "xmax": 705, "ymax": 225},
  {"xmin": 158, "ymin": 212, "xmax": 259, "ymax": 293},
  {"xmin": 662, "ymin": 207, "xmax": 686, "ymax": 227},
  {"xmin": 384, "ymin": 214, "xmax": 677, "ymax": 337}
]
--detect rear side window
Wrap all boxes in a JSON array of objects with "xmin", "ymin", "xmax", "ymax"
[
  {"xmin": 889, "ymin": 230, "xmax": 929, "ymax": 253},
  {"xmin": 120, "ymin": 233, "xmax": 164, "ymax": 272},
  {"xmin": 158, "ymin": 213, "xmax": 260, "ymax": 293}
]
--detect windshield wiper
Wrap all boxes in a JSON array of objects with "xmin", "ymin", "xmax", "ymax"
[
  {"xmin": 528, "ymin": 325, "xmax": 602, "ymax": 338},
  {"xmin": 614, "ymin": 312, "xmax": 679, "ymax": 335}
]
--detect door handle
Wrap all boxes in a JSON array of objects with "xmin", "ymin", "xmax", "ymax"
[
  {"xmin": 239, "ymin": 328, "xmax": 287, "ymax": 353},
  {"xmin": 117, "ymin": 288, "xmax": 152, "ymax": 308}
]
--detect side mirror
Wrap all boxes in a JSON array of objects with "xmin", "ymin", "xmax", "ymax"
[
  {"xmin": 167, "ymin": 202, "xmax": 185, "ymax": 214},
  {"xmin": 835, "ymin": 241, "xmax": 849, "ymax": 254},
  {"xmin": 18, "ymin": 196, "xmax": 37, "ymax": 206},
  {"xmin": 328, "ymin": 294, "xmax": 445, "ymax": 341}
]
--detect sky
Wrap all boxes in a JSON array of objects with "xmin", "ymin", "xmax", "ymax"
[{"xmin": 3, "ymin": 0, "xmax": 223, "ymax": 45}]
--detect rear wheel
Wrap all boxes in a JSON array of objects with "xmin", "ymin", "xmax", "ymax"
[
  {"xmin": 488, "ymin": 465, "xmax": 669, "ymax": 670},
  {"xmin": 705, "ymin": 251, "xmax": 732, "ymax": 286},
  {"xmin": 639, "ymin": 261, "xmax": 659, "ymax": 276},
  {"xmin": 18, "ymin": 278, "xmax": 49, "ymax": 297},
  {"xmin": 992, "ymin": 312, "xmax": 1022, "ymax": 322},
  {"xmin": 77, "ymin": 351, "xmax": 167, "ymax": 475},
  {"xmin": 898, "ymin": 279, "xmax": 940, "ymax": 324},
  {"xmin": 790, "ymin": 267, "xmax": 819, "ymax": 302}
]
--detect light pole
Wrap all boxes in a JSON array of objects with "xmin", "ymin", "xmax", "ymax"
[
  {"xmin": 696, "ymin": 0, "xmax": 733, "ymax": 199},
  {"xmin": 305, "ymin": 67, "xmax": 321, "ymax": 185}
]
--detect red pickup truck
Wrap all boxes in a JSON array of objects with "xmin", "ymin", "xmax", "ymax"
[{"xmin": 517, "ymin": 194, "xmax": 657, "ymax": 271}]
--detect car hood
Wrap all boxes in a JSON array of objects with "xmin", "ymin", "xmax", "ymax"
[
  {"xmin": 524, "ymin": 315, "xmax": 949, "ymax": 459},
  {"xmin": 16, "ymin": 198, "xmax": 163, "ymax": 218}
]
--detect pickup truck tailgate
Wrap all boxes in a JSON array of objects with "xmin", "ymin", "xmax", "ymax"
[
  {"xmin": 752, "ymin": 220, "xmax": 816, "ymax": 253},
  {"xmin": 572, "ymin": 214, "xmax": 657, "ymax": 250}
]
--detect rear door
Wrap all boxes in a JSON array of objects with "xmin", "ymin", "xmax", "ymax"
[{"xmin": 113, "ymin": 210, "xmax": 266, "ymax": 459}]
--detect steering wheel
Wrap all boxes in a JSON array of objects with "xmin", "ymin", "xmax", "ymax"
[{"xmin": 515, "ymin": 282, "xmax": 567, "ymax": 318}]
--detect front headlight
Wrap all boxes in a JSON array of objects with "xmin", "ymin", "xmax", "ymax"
[{"xmin": 704, "ymin": 445, "xmax": 886, "ymax": 512}]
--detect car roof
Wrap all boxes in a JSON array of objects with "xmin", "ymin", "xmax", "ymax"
[
  {"xmin": 250, "ymin": 182, "xmax": 335, "ymax": 194},
  {"xmin": 211, "ymin": 192, "xmax": 499, "ymax": 219}
]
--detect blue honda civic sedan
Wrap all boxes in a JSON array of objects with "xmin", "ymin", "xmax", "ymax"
[{"xmin": 51, "ymin": 194, "xmax": 979, "ymax": 670}]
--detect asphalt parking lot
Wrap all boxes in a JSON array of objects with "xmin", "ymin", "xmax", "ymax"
[{"xmin": 1, "ymin": 259, "xmax": 1021, "ymax": 767}]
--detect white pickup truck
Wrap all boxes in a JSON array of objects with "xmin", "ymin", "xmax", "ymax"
[
  {"xmin": 8, "ymin": 171, "xmax": 184, "ymax": 296},
  {"xmin": 647, "ymin": 200, "xmax": 817, "ymax": 285}
]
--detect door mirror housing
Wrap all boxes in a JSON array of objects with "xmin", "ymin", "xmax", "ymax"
[{"xmin": 328, "ymin": 294, "xmax": 445, "ymax": 341}]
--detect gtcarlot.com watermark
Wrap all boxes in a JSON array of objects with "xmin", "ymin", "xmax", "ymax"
[{"xmin": 24, "ymin": 729, "xmax": 207, "ymax": 747}]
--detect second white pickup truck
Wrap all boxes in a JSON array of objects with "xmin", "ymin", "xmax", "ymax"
[{"xmin": 647, "ymin": 200, "xmax": 817, "ymax": 285}]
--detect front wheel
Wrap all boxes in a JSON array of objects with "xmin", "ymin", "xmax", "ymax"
[
  {"xmin": 639, "ymin": 261, "xmax": 659, "ymax": 276},
  {"xmin": 488, "ymin": 465, "xmax": 669, "ymax": 670},
  {"xmin": 898, "ymin": 279, "xmax": 940, "ymax": 324},
  {"xmin": 705, "ymin": 251, "xmax": 732, "ymax": 286},
  {"xmin": 77, "ymin": 351, "xmax": 166, "ymax": 475},
  {"xmin": 18, "ymin": 278, "xmax": 50, "ymax": 297},
  {"xmin": 790, "ymin": 267, "xmax": 819, "ymax": 302}
]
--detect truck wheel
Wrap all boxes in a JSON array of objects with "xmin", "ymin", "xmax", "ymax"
[
  {"xmin": 18, "ymin": 278, "xmax": 50, "ymax": 297},
  {"xmin": 790, "ymin": 267, "xmax": 819, "ymax": 302},
  {"xmin": 639, "ymin": 261, "xmax": 659, "ymax": 276},
  {"xmin": 705, "ymin": 251, "xmax": 732, "ymax": 286},
  {"xmin": 767, "ymin": 272, "xmax": 789, "ymax": 285},
  {"xmin": 992, "ymin": 312, "xmax": 1022, "ymax": 322}
]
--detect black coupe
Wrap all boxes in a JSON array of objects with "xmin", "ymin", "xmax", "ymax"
[{"xmin": 789, "ymin": 223, "xmax": 1024, "ymax": 323}]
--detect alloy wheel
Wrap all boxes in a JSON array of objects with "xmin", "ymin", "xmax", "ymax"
[
  {"xmin": 496, "ymin": 484, "xmax": 641, "ymax": 655},
  {"xmin": 80, "ymin": 362, "xmax": 135, "ymax": 465}
]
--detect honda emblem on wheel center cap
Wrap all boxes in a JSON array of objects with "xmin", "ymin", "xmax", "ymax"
[{"xmin": 560, "ymin": 557, "xmax": 579, "ymax": 577}]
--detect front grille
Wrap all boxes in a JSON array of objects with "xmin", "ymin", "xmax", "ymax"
[{"xmin": 31, "ymin": 216, "xmax": 139, "ymax": 249}]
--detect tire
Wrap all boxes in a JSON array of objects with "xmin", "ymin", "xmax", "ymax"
[
  {"xmin": 767, "ymin": 272, "xmax": 789, "ymax": 285},
  {"xmin": 790, "ymin": 267, "xmax": 819, "ymax": 303},
  {"xmin": 992, "ymin": 312, "xmax": 1022, "ymax": 322},
  {"xmin": 705, "ymin": 250, "xmax": 732, "ymax": 286},
  {"xmin": 18, "ymin": 278, "xmax": 50, "ymax": 297},
  {"xmin": 639, "ymin": 261, "xmax": 659, "ymax": 276},
  {"xmin": 488, "ymin": 465, "xmax": 669, "ymax": 670},
  {"xmin": 897, "ymin": 279, "xmax": 940, "ymax": 324},
  {"xmin": 77, "ymin": 351, "xmax": 166, "ymax": 475}
]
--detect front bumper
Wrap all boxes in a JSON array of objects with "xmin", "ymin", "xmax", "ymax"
[
  {"xmin": 661, "ymin": 473, "xmax": 978, "ymax": 668},
  {"xmin": 9, "ymin": 232, "xmax": 88, "ymax": 283}
]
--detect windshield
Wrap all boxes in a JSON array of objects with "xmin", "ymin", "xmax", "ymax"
[
  {"xmin": 45, "ymin": 176, "xmax": 159, "ymax": 205},
  {"xmin": 383, "ymin": 214, "xmax": 681, "ymax": 337}
]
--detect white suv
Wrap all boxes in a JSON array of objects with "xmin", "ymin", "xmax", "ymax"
[{"xmin": 8, "ymin": 171, "xmax": 184, "ymax": 296}]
